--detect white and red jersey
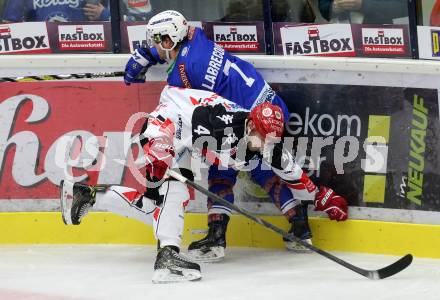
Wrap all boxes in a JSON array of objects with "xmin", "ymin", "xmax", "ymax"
[
  {"xmin": 143, "ymin": 85, "xmax": 249, "ymax": 168},
  {"xmin": 143, "ymin": 86, "xmax": 304, "ymax": 184}
]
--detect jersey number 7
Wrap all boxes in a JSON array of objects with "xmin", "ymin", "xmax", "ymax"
[{"xmin": 223, "ymin": 59, "xmax": 255, "ymax": 87}]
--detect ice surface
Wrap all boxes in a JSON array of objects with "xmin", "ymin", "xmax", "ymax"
[{"xmin": 0, "ymin": 245, "xmax": 438, "ymax": 300}]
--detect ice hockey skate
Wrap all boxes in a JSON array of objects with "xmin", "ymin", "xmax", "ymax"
[
  {"xmin": 152, "ymin": 246, "xmax": 202, "ymax": 283},
  {"xmin": 187, "ymin": 214, "xmax": 229, "ymax": 263},
  {"xmin": 60, "ymin": 180, "xmax": 105, "ymax": 225},
  {"xmin": 283, "ymin": 203, "xmax": 313, "ymax": 252}
]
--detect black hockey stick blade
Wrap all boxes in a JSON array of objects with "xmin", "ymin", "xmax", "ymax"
[
  {"xmin": 293, "ymin": 240, "xmax": 413, "ymax": 280},
  {"xmin": 369, "ymin": 254, "xmax": 413, "ymax": 280},
  {"xmin": 166, "ymin": 169, "xmax": 413, "ymax": 280}
]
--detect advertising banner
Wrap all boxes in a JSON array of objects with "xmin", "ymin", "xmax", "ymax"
[
  {"xmin": 273, "ymin": 23, "xmax": 411, "ymax": 58},
  {"xmin": 121, "ymin": 21, "xmax": 148, "ymax": 53},
  {"xmin": 274, "ymin": 23, "xmax": 356, "ymax": 56},
  {"xmin": 418, "ymin": 25, "xmax": 440, "ymax": 60},
  {"xmin": 47, "ymin": 22, "xmax": 112, "ymax": 53},
  {"xmin": 57, "ymin": 24, "xmax": 107, "ymax": 51},
  {"xmin": 0, "ymin": 82, "xmax": 165, "ymax": 200},
  {"xmin": 1, "ymin": 81, "xmax": 439, "ymax": 216},
  {"xmin": 0, "ymin": 22, "xmax": 51, "ymax": 54},
  {"xmin": 270, "ymin": 83, "xmax": 440, "ymax": 212},
  {"xmin": 353, "ymin": 25, "xmax": 410, "ymax": 57},
  {"xmin": 202, "ymin": 22, "xmax": 266, "ymax": 54}
]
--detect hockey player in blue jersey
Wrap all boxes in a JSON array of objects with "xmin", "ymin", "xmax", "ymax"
[
  {"xmin": 124, "ymin": 10, "xmax": 347, "ymax": 261},
  {"xmin": 2, "ymin": 0, "xmax": 110, "ymax": 22}
]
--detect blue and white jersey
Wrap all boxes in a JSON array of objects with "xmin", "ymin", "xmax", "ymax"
[
  {"xmin": 3, "ymin": 0, "xmax": 109, "ymax": 22},
  {"xmin": 161, "ymin": 27, "xmax": 289, "ymax": 120}
]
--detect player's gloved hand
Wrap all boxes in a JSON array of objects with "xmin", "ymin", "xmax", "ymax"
[
  {"xmin": 124, "ymin": 47, "xmax": 159, "ymax": 85},
  {"xmin": 143, "ymin": 137, "xmax": 175, "ymax": 182},
  {"xmin": 314, "ymin": 186, "xmax": 348, "ymax": 221}
]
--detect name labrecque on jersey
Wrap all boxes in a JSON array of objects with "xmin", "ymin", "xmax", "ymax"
[{"xmin": 201, "ymin": 43, "xmax": 225, "ymax": 91}]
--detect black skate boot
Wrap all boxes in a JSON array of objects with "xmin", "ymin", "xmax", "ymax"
[
  {"xmin": 188, "ymin": 214, "xmax": 229, "ymax": 262},
  {"xmin": 284, "ymin": 202, "xmax": 313, "ymax": 252},
  {"xmin": 152, "ymin": 246, "xmax": 202, "ymax": 283},
  {"xmin": 60, "ymin": 180, "xmax": 105, "ymax": 225}
]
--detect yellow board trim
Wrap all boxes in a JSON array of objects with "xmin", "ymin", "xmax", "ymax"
[
  {"xmin": 363, "ymin": 174, "xmax": 387, "ymax": 203},
  {"xmin": 0, "ymin": 212, "xmax": 439, "ymax": 258},
  {"xmin": 367, "ymin": 115, "xmax": 391, "ymax": 143}
]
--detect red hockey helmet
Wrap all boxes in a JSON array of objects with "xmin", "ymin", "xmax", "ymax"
[{"xmin": 248, "ymin": 102, "xmax": 284, "ymax": 138}]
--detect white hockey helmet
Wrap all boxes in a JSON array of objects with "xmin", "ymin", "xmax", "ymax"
[{"xmin": 146, "ymin": 10, "xmax": 188, "ymax": 54}]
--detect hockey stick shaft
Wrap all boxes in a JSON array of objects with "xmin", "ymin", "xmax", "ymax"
[
  {"xmin": 167, "ymin": 169, "xmax": 412, "ymax": 280},
  {"xmin": 1, "ymin": 72, "xmax": 125, "ymax": 82}
]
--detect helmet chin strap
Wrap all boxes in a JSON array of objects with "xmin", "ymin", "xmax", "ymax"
[
  {"xmin": 164, "ymin": 49, "xmax": 172, "ymax": 61},
  {"xmin": 159, "ymin": 41, "xmax": 176, "ymax": 62}
]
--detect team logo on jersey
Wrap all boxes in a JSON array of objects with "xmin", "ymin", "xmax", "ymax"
[
  {"xmin": 361, "ymin": 28, "xmax": 405, "ymax": 55},
  {"xmin": 181, "ymin": 46, "xmax": 189, "ymax": 57},
  {"xmin": 262, "ymin": 107, "xmax": 273, "ymax": 117},
  {"xmin": 275, "ymin": 111, "xmax": 282, "ymax": 120},
  {"xmin": 431, "ymin": 30, "xmax": 440, "ymax": 57},
  {"xmin": 280, "ymin": 24, "xmax": 355, "ymax": 56},
  {"xmin": 0, "ymin": 23, "xmax": 51, "ymax": 54},
  {"xmin": 58, "ymin": 24, "xmax": 106, "ymax": 51}
]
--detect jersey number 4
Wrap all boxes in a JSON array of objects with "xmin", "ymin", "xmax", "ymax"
[
  {"xmin": 194, "ymin": 125, "xmax": 210, "ymax": 135},
  {"xmin": 224, "ymin": 59, "xmax": 255, "ymax": 87}
]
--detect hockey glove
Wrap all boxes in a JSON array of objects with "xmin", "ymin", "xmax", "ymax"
[
  {"xmin": 124, "ymin": 47, "xmax": 161, "ymax": 85},
  {"xmin": 143, "ymin": 137, "xmax": 175, "ymax": 183},
  {"xmin": 314, "ymin": 186, "xmax": 348, "ymax": 221}
]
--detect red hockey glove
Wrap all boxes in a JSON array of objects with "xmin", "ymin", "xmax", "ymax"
[
  {"xmin": 143, "ymin": 137, "xmax": 175, "ymax": 182},
  {"xmin": 314, "ymin": 186, "xmax": 348, "ymax": 221}
]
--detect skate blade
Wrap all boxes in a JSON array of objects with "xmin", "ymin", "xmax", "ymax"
[
  {"xmin": 188, "ymin": 246, "xmax": 225, "ymax": 263},
  {"xmin": 285, "ymin": 239, "xmax": 313, "ymax": 253},
  {"xmin": 60, "ymin": 179, "xmax": 74, "ymax": 225},
  {"xmin": 152, "ymin": 269, "xmax": 202, "ymax": 284}
]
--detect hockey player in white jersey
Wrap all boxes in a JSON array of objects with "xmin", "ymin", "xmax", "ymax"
[{"xmin": 60, "ymin": 86, "xmax": 348, "ymax": 283}]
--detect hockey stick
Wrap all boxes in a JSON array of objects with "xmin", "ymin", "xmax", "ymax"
[{"xmin": 166, "ymin": 169, "xmax": 413, "ymax": 280}]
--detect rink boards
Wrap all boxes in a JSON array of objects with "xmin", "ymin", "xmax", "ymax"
[
  {"xmin": 0, "ymin": 212, "xmax": 438, "ymax": 259},
  {"xmin": 0, "ymin": 55, "xmax": 439, "ymax": 259}
]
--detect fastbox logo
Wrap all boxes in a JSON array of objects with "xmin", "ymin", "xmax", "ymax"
[
  {"xmin": 213, "ymin": 25, "xmax": 259, "ymax": 52},
  {"xmin": 0, "ymin": 22, "xmax": 51, "ymax": 54},
  {"xmin": 58, "ymin": 24, "xmax": 106, "ymax": 51},
  {"xmin": 361, "ymin": 28, "xmax": 405, "ymax": 55},
  {"xmin": 280, "ymin": 24, "xmax": 355, "ymax": 56}
]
